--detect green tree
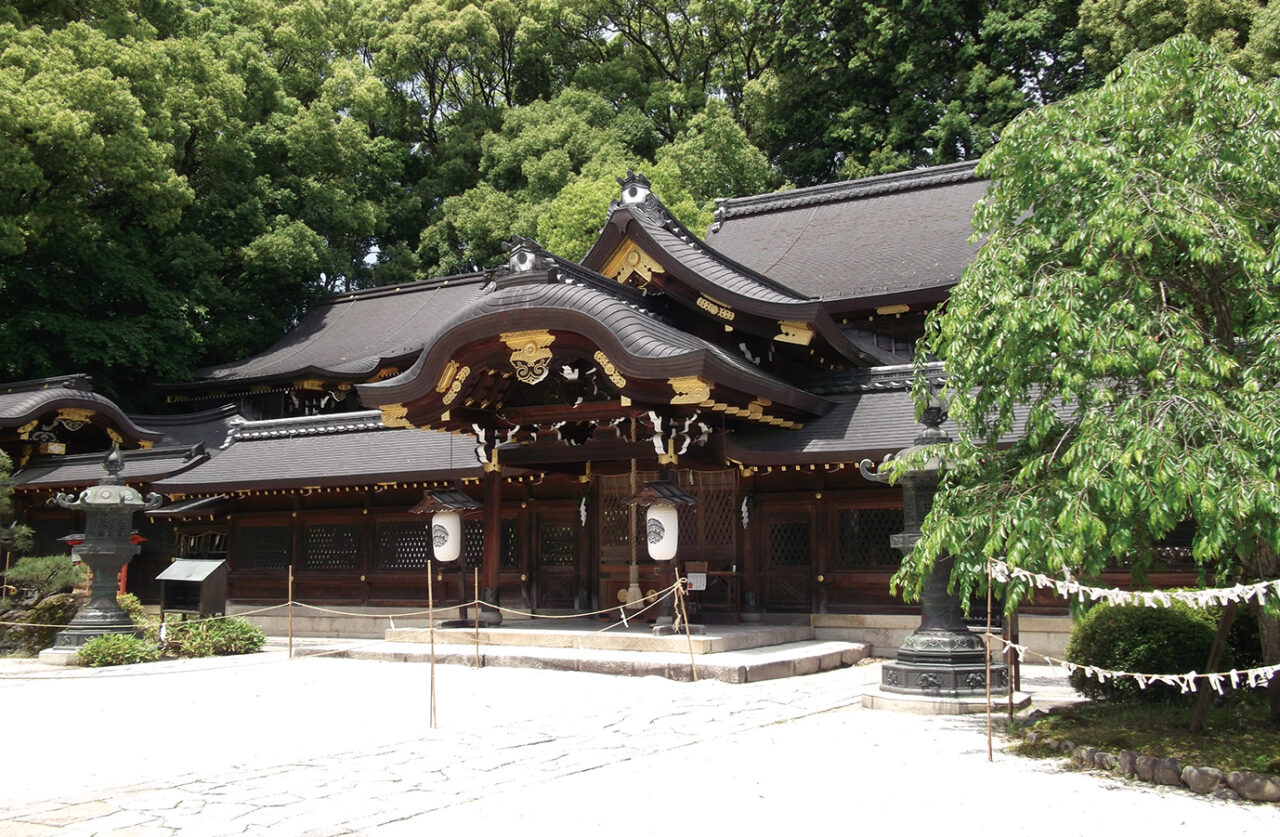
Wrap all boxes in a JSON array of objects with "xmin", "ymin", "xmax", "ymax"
[
  {"xmin": 744, "ymin": 0, "xmax": 1086, "ymax": 185},
  {"xmin": 417, "ymin": 86, "xmax": 772, "ymax": 272},
  {"xmin": 0, "ymin": 2, "xmax": 404, "ymax": 402},
  {"xmin": 1077, "ymin": 0, "xmax": 1263, "ymax": 76},
  {"xmin": 902, "ymin": 37, "xmax": 1280, "ymax": 719},
  {"xmin": 0, "ymin": 451, "xmax": 32, "ymax": 580}
]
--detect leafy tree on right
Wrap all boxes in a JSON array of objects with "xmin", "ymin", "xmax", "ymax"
[{"xmin": 900, "ymin": 36, "xmax": 1280, "ymax": 720}]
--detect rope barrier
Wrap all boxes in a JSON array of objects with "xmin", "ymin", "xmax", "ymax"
[
  {"xmin": 983, "ymin": 631, "xmax": 1280, "ymax": 694},
  {"xmin": 987, "ymin": 559, "xmax": 1280, "ymax": 609}
]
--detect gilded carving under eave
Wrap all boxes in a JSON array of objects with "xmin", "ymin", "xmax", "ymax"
[
  {"xmin": 775, "ymin": 320, "xmax": 815, "ymax": 346},
  {"xmin": 669, "ymin": 376, "xmax": 712, "ymax": 405},
  {"xmin": 380, "ymin": 404, "xmax": 413, "ymax": 429},
  {"xmin": 592, "ymin": 350, "xmax": 627, "ymax": 389},
  {"xmin": 601, "ymin": 240, "xmax": 661, "ymax": 290},
  {"xmin": 502, "ymin": 330, "xmax": 556, "ymax": 386}
]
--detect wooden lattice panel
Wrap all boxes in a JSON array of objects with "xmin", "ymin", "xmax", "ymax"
[
  {"xmin": 768, "ymin": 522, "xmax": 811, "ymax": 567},
  {"xmin": 596, "ymin": 471, "xmax": 656, "ymax": 548},
  {"xmin": 376, "ymin": 521, "xmax": 432, "ymax": 569},
  {"xmin": 539, "ymin": 522, "xmax": 576, "ymax": 566},
  {"xmin": 237, "ymin": 525, "xmax": 291, "ymax": 570},
  {"xmin": 501, "ymin": 520, "xmax": 518, "ymax": 568},
  {"xmin": 696, "ymin": 470, "xmax": 736, "ymax": 547},
  {"xmin": 836, "ymin": 508, "xmax": 901, "ymax": 567},
  {"xmin": 303, "ymin": 524, "xmax": 361, "ymax": 571},
  {"xmin": 463, "ymin": 520, "xmax": 484, "ymax": 568}
]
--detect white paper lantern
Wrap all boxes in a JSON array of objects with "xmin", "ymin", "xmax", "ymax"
[
  {"xmin": 432, "ymin": 510, "xmax": 462, "ymax": 562},
  {"xmin": 645, "ymin": 503, "xmax": 678, "ymax": 561}
]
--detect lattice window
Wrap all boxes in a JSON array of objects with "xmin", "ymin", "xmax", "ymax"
[
  {"xmin": 836, "ymin": 508, "xmax": 901, "ymax": 567},
  {"xmin": 539, "ymin": 522, "xmax": 576, "ymax": 566},
  {"xmin": 674, "ymin": 469, "xmax": 735, "ymax": 553},
  {"xmin": 501, "ymin": 519, "xmax": 518, "ymax": 568},
  {"xmin": 694, "ymin": 470, "xmax": 735, "ymax": 547},
  {"xmin": 376, "ymin": 521, "xmax": 432, "ymax": 569},
  {"xmin": 768, "ymin": 522, "xmax": 811, "ymax": 567},
  {"xmin": 303, "ymin": 523, "xmax": 360, "ymax": 571},
  {"xmin": 597, "ymin": 471, "xmax": 656, "ymax": 548},
  {"xmin": 179, "ymin": 530, "xmax": 227, "ymax": 561},
  {"xmin": 463, "ymin": 520, "xmax": 484, "ymax": 568},
  {"xmin": 238, "ymin": 525, "xmax": 291, "ymax": 570}
]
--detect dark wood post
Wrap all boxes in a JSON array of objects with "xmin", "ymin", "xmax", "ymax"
[{"xmin": 480, "ymin": 467, "xmax": 503, "ymax": 623}]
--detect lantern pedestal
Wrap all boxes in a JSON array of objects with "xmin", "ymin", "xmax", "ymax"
[
  {"xmin": 52, "ymin": 548, "xmax": 140, "ymax": 649},
  {"xmin": 860, "ymin": 400, "xmax": 1022, "ymax": 712}
]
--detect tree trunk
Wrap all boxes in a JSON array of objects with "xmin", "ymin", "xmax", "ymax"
[
  {"xmin": 1190, "ymin": 599, "xmax": 1236, "ymax": 733},
  {"xmin": 1252, "ymin": 545, "xmax": 1280, "ymax": 725}
]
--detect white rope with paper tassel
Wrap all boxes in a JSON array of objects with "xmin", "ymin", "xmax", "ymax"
[
  {"xmin": 987, "ymin": 560, "xmax": 1280, "ymax": 610},
  {"xmin": 986, "ymin": 632, "xmax": 1280, "ymax": 695}
]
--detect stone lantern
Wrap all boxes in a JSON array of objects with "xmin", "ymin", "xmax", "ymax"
[
  {"xmin": 49, "ymin": 446, "xmax": 163, "ymax": 650},
  {"xmin": 860, "ymin": 395, "xmax": 1013, "ymax": 705}
]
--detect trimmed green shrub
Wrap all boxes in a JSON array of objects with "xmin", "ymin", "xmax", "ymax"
[
  {"xmin": 116, "ymin": 593, "xmax": 147, "ymax": 626},
  {"xmin": 167, "ymin": 618, "xmax": 265, "ymax": 657},
  {"xmin": 3, "ymin": 554, "xmax": 88, "ymax": 602},
  {"xmin": 78, "ymin": 633, "xmax": 162, "ymax": 667},
  {"xmin": 1066, "ymin": 603, "xmax": 1219, "ymax": 704}
]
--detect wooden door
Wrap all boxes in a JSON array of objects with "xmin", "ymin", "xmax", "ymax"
[
  {"xmin": 761, "ymin": 509, "xmax": 815, "ymax": 612},
  {"xmin": 534, "ymin": 508, "xmax": 579, "ymax": 609}
]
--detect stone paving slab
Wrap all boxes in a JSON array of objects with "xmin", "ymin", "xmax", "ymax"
[{"xmin": 1, "ymin": 654, "xmax": 1276, "ymax": 834}]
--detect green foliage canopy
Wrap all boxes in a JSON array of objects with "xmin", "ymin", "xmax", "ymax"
[{"xmin": 900, "ymin": 36, "xmax": 1280, "ymax": 607}]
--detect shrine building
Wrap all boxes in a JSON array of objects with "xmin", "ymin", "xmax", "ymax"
[{"xmin": 7, "ymin": 162, "xmax": 1186, "ymax": 654}]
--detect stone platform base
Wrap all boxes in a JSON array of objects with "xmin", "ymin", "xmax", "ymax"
[
  {"xmin": 36, "ymin": 648, "xmax": 80, "ymax": 666},
  {"xmin": 862, "ymin": 686, "xmax": 1031, "ymax": 715}
]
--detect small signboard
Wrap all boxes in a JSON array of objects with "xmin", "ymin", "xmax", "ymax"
[{"xmin": 687, "ymin": 572, "xmax": 707, "ymax": 591}]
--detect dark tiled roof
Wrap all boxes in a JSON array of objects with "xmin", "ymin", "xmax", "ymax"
[
  {"xmin": 152, "ymin": 411, "xmax": 485, "ymax": 493},
  {"xmin": 580, "ymin": 179, "xmax": 875, "ymax": 364},
  {"xmin": 0, "ymin": 375, "xmax": 163, "ymax": 443},
  {"xmin": 723, "ymin": 389, "xmax": 957, "ymax": 463},
  {"xmin": 705, "ymin": 162, "xmax": 986, "ymax": 306},
  {"xmin": 184, "ymin": 275, "xmax": 487, "ymax": 386},
  {"xmin": 13, "ymin": 445, "xmax": 207, "ymax": 489},
  {"xmin": 130, "ymin": 403, "xmax": 245, "ymax": 450}
]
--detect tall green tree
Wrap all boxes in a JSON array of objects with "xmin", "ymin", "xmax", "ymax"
[
  {"xmin": 0, "ymin": 2, "xmax": 403, "ymax": 404},
  {"xmin": 901, "ymin": 37, "xmax": 1280, "ymax": 717},
  {"xmin": 744, "ymin": 0, "xmax": 1086, "ymax": 185}
]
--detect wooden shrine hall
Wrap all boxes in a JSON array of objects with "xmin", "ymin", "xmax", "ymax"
[{"xmin": 10, "ymin": 162, "xmax": 1122, "ymax": 647}]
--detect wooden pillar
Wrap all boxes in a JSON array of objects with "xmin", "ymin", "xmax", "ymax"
[{"xmin": 481, "ymin": 467, "xmax": 502, "ymax": 595}]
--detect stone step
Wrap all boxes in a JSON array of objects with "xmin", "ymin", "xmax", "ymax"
[
  {"xmin": 384, "ymin": 621, "xmax": 815, "ymax": 655},
  {"xmin": 325, "ymin": 638, "xmax": 870, "ymax": 684}
]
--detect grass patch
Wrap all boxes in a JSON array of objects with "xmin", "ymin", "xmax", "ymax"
[{"xmin": 1016, "ymin": 694, "xmax": 1280, "ymax": 775}]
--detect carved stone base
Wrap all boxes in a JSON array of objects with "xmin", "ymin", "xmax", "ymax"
[
  {"xmin": 881, "ymin": 659, "xmax": 1009, "ymax": 697},
  {"xmin": 881, "ymin": 628, "xmax": 1009, "ymax": 697},
  {"xmin": 52, "ymin": 621, "xmax": 140, "ymax": 649}
]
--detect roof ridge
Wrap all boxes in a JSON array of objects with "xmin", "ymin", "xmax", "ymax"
[
  {"xmin": 309, "ymin": 273, "xmax": 487, "ymax": 307},
  {"xmin": 225, "ymin": 410, "xmax": 389, "ymax": 444},
  {"xmin": 0, "ymin": 374, "xmax": 94, "ymax": 395},
  {"xmin": 712, "ymin": 161, "xmax": 981, "ymax": 226},
  {"xmin": 803, "ymin": 362, "xmax": 947, "ymax": 395}
]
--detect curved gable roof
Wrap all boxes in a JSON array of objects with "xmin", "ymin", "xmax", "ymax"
[
  {"xmin": 0, "ymin": 375, "xmax": 163, "ymax": 445},
  {"xmin": 581, "ymin": 175, "xmax": 876, "ymax": 364},
  {"xmin": 358, "ymin": 253, "xmax": 832, "ymax": 424}
]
